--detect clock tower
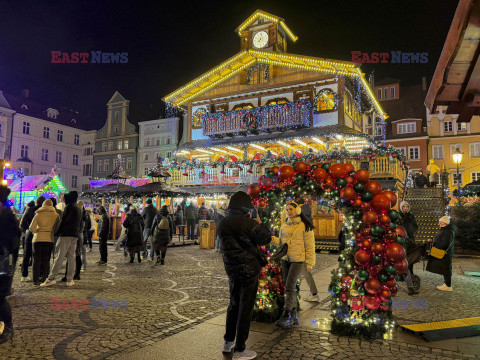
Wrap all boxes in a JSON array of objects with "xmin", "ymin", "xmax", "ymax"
[{"xmin": 236, "ymin": 10, "xmax": 298, "ymax": 53}]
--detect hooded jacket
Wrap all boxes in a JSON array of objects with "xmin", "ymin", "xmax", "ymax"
[
  {"xmin": 426, "ymin": 223, "xmax": 456, "ymax": 276},
  {"xmin": 56, "ymin": 192, "xmax": 82, "ymax": 237},
  {"xmin": 399, "ymin": 201, "xmax": 418, "ymax": 241},
  {"xmin": 185, "ymin": 204, "xmax": 198, "ymax": 220},
  {"xmin": 123, "ymin": 209, "xmax": 145, "ymax": 249},
  {"xmin": 274, "ymin": 216, "xmax": 316, "ymax": 268},
  {"xmin": 198, "ymin": 205, "xmax": 210, "ymax": 220},
  {"xmin": 20, "ymin": 201, "xmax": 36, "ymax": 232},
  {"xmin": 29, "ymin": 200, "xmax": 60, "ymax": 242},
  {"xmin": 141, "ymin": 204, "xmax": 157, "ymax": 229}
]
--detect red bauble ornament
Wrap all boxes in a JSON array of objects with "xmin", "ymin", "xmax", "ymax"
[
  {"xmin": 360, "ymin": 239, "xmax": 371, "ymax": 251},
  {"xmin": 371, "ymin": 264, "xmax": 383, "ymax": 276},
  {"xmin": 390, "ymin": 286, "xmax": 398, "ymax": 296},
  {"xmin": 321, "ymin": 177, "xmax": 335, "ymax": 191},
  {"xmin": 394, "ymin": 259, "xmax": 408, "ymax": 275},
  {"xmin": 360, "ymin": 202, "xmax": 373, "ymax": 213},
  {"xmin": 384, "ymin": 279, "xmax": 396, "ymax": 289},
  {"xmin": 364, "ymin": 295, "xmax": 381, "ymax": 310},
  {"xmin": 372, "ymin": 194, "xmax": 391, "ymax": 212},
  {"xmin": 354, "ymin": 169, "xmax": 370, "ymax": 183},
  {"xmin": 352, "ymin": 199, "xmax": 363, "ymax": 208},
  {"xmin": 293, "ymin": 161, "xmax": 308, "ymax": 174},
  {"xmin": 341, "ymin": 275, "xmax": 353, "ymax": 288},
  {"xmin": 379, "ymin": 214, "xmax": 391, "ymax": 225},
  {"xmin": 354, "ymin": 250, "xmax": 371, "ymax": 265},
  {"xmin": 339, "ymin": 293, "xmax": 348, "ymax": 302},
  {"xmin": 271, "ymin": 166, "xmax": 280, "ymax": 174},
  {"xmin": 379, "ymin": 289, "xmax": 392, "ymax": 302},
  {"xmin": 385, "ymin": 243, "xmax": 405, "ymax": 263},
  {"xmin": 312, "ymin": 168, "xmax": 328, "ymax": 182},
  {"xmin": 396, "ymin": 225, "xmax": 407, "ymax": 239},
  {"xmin": 344, "ymin": 163, "xmax": 355, "ymax": 173},
  {"xmin": 258, "ymin": 199, "xmax": 267, "ymax": 208},
  {"xmin": 362, "ymin": 210, "xmax": 378, "ymax": 225},
  {"xmin": 329, "ymin": 163, "xmax": 347, "ymax": 178},
  {"xmin": 371, "ymin": 242, "xmax": 384, "ymax": 255},
  {"xmin": 340, "ymin": 187, "xmax": 356, "ymax": 201},
  {"xmin": 383, "ymin": 190, "xmax": 398, "ymax": 207},
  {"xmin": 345, "ymin": 176, "xmax": 355, "ymax": 185},
  {"xmin": 365, "ymin": 180, "xmax": 383, "ymax": 195},
  {"xmin": 365, "ymin": 278, "xmax": 382, "ymax": 294},
  {"xmin": 247, "ymin": 185, "xmax": 261, "ymax": 198},
  {"xmin": 278, "ymin": 165, "xmax": 295, "ymax": 181}
]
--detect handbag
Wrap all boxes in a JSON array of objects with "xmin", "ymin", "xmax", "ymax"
[
  {"xmin": 272, "ymin": 243, "xmax": 288, "ymax": 261},
  {"xmin": 430, "ymin": 241, "xmax": 452, "ymax": 260}
]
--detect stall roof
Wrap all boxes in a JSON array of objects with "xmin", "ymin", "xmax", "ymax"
[{"xmin": 9, "ymin": 174, "xmax": 67, "ymax": 193}]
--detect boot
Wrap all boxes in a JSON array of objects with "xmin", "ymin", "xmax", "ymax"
[
  {"xmin": 407, "ymin": 287, "xmax": 419, "ymax": 295},
  {"xmin": 161, "ymin": 258, "xmax": 165, "ymax": 265},
  {"xmin": 156, "ymin": 256, "xmax": 161, "ymax": 264},
  {"xmin": 74, "ymin": 256, "xmax": 82, "ymax": 280},
  {"xmin": 276, "ymin": 310, "xmax": 294, "ymax": 329},
  {"xmin": 129, "ymin": 256, "xmax": 134, "ymax": 263},
  {"xmin": 137, "ymin": 253, "xmax": 141, "ymax": 263},
  {"xmin": 291, "ymin": 308, "xmax": 299, "ymax": 325}
]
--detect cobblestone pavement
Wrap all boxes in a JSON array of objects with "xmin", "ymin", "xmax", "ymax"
[{"xmin": 2, "ymin": 247, "xmax": 479, "ymax": 359}]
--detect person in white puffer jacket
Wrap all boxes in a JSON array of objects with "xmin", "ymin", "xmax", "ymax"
[{"xmin": 273, "ymin": 201, "xmax": 315, "ymax": 329}]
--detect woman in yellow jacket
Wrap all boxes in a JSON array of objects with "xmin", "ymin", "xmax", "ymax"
[
  {"xmin": 29, "ymin": 199, "xmax": 60, "ymax": 286},
  {"xmin": 274, "ymin": 201, "xmax": 315, "ymax": 329}
]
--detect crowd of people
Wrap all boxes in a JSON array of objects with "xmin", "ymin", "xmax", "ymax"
[{"xmin": 0, "ymin": 186, "xmax": 457, "ymax": 358}]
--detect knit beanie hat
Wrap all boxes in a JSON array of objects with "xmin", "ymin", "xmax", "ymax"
[
  {"xmin": 439, "ymin": 216, "xmax": 450, "ymax": 225},
  {"xmin": 228, "ymin": 191, "xmax": 253, "ymax": 212}
]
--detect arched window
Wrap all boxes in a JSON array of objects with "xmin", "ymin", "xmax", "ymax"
[
  {"xmin": 233, "ymin": 103, "xmax": 254, "ymax": 111},
  {"xmin": 315, "ymin": 89, "xmax": 337, "ymax": 112},
  {"xmin": 266, "ymin": 98, "xmax": 288, "ymax": 106},
  {"xmin": 344, "ymin": 91, "xmax": 354, "ymax": 118}
]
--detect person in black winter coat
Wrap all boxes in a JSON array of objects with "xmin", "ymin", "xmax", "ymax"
[
  {"xmin": 150, "ymin": 205, "xmax": 173, "ymax": 264},
  {"xmin": 20, "ymin": 196, "xmax": 45, "ymax": 281},
  {"xmin": 0, "ymin": 186, "xmax": 21, "ymax": 344},
  {"xmin": 218, "ymin": 191, "xmax": 271, "ymax": 358},
  {"xmin": 414, "ymin": 171, "xmax": 428, "ymax": 188},
  {"xmin": 41, "ymin": 191, "xmax": 82, "ymax": 287},
  {"xmin": 97, "ymin": 206, "xmax": 110, "ymax": 264},
  {"xmin": 141, "ymin": 199, "xmax": 157, "ymax": 259},
  {"xmin": 185, "ymin": 203, "xmax": 198, "ymax": 240},
  {"xmin": 426, "ymin": 216, "xmax": 456, "ymax": 292},
  {"xmin": 399, "ymin": 201, "xmax": 419, "ymax": 274},
  {"xmin": 123, "ymin": 207, "xmax": 145, "ymax": 263}
]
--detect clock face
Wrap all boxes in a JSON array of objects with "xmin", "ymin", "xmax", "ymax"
[{"xmin": 253, "ymin": 31, "xmax": 269, "ymax": 49}]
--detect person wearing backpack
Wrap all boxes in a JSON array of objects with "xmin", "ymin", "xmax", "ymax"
[{"xmin": 150, "ymin": 205, "xmax": 173, "ymax": 265}]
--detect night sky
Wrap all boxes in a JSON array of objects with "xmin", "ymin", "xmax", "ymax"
[{"xmin": 0, "ymin": 0, "xmax": 459, "ymax": 130}]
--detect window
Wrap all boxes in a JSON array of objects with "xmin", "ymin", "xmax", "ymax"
[
  {"xmin": 71, "ymin": 175, "xmax": 78, "ymax": 188},
  {"xmin": 155, "ymin": 138, "xmax": 160, "ymax": 146},
  {"xmin": 21, "ymin": 145, "xmax": 29, "ymax": 158},
  {"xmin": 432, "ymin": 145, "xmax": 444, "ymax": 159},
  {"xmin": 457, "ymin": 122, "xmax": 467, "ymax": 131},
  {"xmin": 126, "ymin": 157, "xmax": 132, "ymax": 170},
  {"xmin": 73, "ymin": 154, "xmax": 79, "ymax": 166},
  {"xmin": 22, "ymin": 121, "xmax": 30, "ymax": 134},
  {"xmin": 115, "ymin": 110, "xmax": 119, "ymax": 120},
  {"xmin": 124, "ymin": 140, "xmax": 128, "ymax": 149},
  {"xmin": 117, "ymin": 141, "xmax": 123, "ymax": 150},
  {"xmin": 408, "ymin": 146, "xmax": 420, "ymax": 160},
  {"xmin": 55, "ymin": 151, "xmax": 62, "ymax": 163},
  {"xmin": 40, "ymin": 171, "xmax": 47, "ymax": 175},
  {"xmin": 450, "ymin": 144, "xmax": 462, "ymax": 157},
  {"xmin": 57, "ymin": 130, "xmax": 63, "ymax": 141},
  {"xmin": 83, "ymin": 164, "xmax": 92, "ymax": 176},
  {"xmin": 471, "ymin": 172, "xmax": 480, "ymax": 182},
  {"xmin": 104, "ymin": 160, "xmax": 109, "ymax": 172},
  {"xmin": 43, "ymin": 126, "xmax": 50, "ymax": 139},
  {"xmin": 452, "ymin": 173, "xmax": 463, "ymax": 187},
  {"xmin": 167, "ymin": 151, "xmax": 172, "ymax": 158},
  {"xmin": 384, "ymin": 88, "xmax": 388, "ymax": 99},
  {"xmin": 375, "ymin": 126, "xmax": 383, "ymax": 136},
  {"xmin": 84, "ymin": 148, "xmax": 92, "ymax": 156},
  {"xmin": 144, "ymin": 154, "xmax": 148, "ymax": 161},
  {"xmin": 344, "ymin": 91, "xmax": 354, "ymax": 118},
  {"xmin": 145, "ymin": 139, "xmax": 150, "ymax": 147},
  {"xmin": 266, "ymin": 98, "xmax": 288, "ymax": 106},
  {"xmin": 41, "ymin": 149, "xmax": 49, "ymax": 161},
  {"xmin": 444, "ymin": 121, "xmax": 453, "ymax": 132},
  {"xmin": 107, "ymin": 141, "xmax": 113, "ymax": 151},
  {"xmin": 97, "ymin": 160, "xmax": 103, "ymax": 172},
  {"xmin": 377, "ymin": 88, "xmax": 382, "ymax": 100},
  {"xmin": 396, "ymin": 147, "xmax": 406, "ymax": 156},
  {"xmin": 144, "ymin": 167, "xmax": 150, "ymax": 175},
  {"xmin": 102, "ymin": 142, "xmax": 107, "ymax": 152},
  {"xmin": 469, "ymin": 142, "xmax": 480, "ymax": 158},
  {"xmin": 114, "ymin": 124, "xmax": 118, "ymax": 133},
  {"xmin": 390, "ymin": 86, "xmax": 395, "ymax": 99},
  {"xmin": 397, "ymin": 122, "xmax": 416, "ymax": 134},
  {"xmin": 74, "ymin": 134, "xmax": 79, "ymax": 145},
  {"xmin": 166, "ymin": 137, "xmax": 171, "ymax": 145},
  {"xmin": 233, "ymin": 103, "xmax": 254, "ymax": 110}
]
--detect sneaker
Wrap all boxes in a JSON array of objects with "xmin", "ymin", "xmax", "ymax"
[
  {"xmin": 80, "ymin": 268, "xmax": 86, "ymax": 272},
  {"xmin": 222, "ymin": 341, "xmax": 235, "ymax": 354},
  {"xmin": 233, "ymin": 349, "xmax": 257, "ymax": 359},
  {"xmin": 66, "ymin": 281, "xmax": 74, "ymax": 287},
  {"xmin": 40, "ymin": 279, "xmax": 56, "ymax": 287},
  {"xmin": 304, "ymin": 293, "xmax": 320, "ymax": 302},
  {"xmin": 437, "ymin": 283, "xmax": 453, "ymax": 292}
]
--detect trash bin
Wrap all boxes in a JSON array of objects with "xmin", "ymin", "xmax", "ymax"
[{"xmin": 199, "ymin": 220, "xmax": 216, "ymax": 249}]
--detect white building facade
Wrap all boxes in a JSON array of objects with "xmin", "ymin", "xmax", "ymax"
[
  {"xmin": 80, "ymin": 130, "xmax": 96, "ymax": 192},
  {"xmin": 137, "ymin": 117, "xmax": 179, "ymax": 175}
]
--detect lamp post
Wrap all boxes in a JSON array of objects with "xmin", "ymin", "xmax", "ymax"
[{"xmin": 452, "ymin": 148, "xmax": 463, "ymax": 200}]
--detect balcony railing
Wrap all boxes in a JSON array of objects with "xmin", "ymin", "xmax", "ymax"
[
  {"xmin": 166, "ymin": 156, "xmax": 407, "ymax": 187},
  {"xmin": 202, "ymin": 100, "xmax": 312, "ymax": 137}
]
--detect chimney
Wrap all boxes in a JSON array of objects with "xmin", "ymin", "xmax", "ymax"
[
  {"xmin": 21, "ymin": 89, "xmax": 30, "ymax": 98},
  {"xmin": 422, "ymin": 77, "xmax": 427, "ymax": 92}
]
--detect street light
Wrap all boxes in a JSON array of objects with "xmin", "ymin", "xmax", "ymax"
[{"xmin": 452, "ymin": 148, "xmax": 463, "ymax": 198}]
